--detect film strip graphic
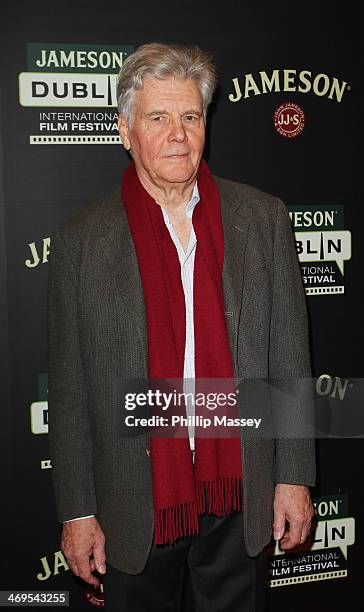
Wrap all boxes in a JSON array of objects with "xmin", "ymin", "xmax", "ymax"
[
  {"xmin": 270, "ymin": 569, "xmax": 347, "ymax": 587},
  {"xmin": 29, "ymin": 135, "xmax": 120, "ymax": 144},
  {"xmin": 306, "ymin": 286, "xmax": 344, "ymax": 296}
]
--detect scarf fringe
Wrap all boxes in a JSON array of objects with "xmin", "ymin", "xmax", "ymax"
[
  {"xmin": 154, "ymin": 499, "xmax": 200, "ymax": 544},
  {"xmin": 197, "ymin": 476, "xmax": 243, "ymax": 515},
  {"xmin": 154, "ymin": 477, "xmax": 242, "ymax": 544}
]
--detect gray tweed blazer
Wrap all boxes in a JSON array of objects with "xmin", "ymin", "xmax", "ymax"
[{"xmin": 47, "ymin": 174, "xmax": 316, "ymax": 574}]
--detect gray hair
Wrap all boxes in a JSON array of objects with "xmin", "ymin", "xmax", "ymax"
[{"xmin": 116, "ymin": 42, "xmax": 217, "ymax": 125}]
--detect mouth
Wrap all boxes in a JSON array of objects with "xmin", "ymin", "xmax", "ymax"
[{"xmin": 164, "ymin": 153, "xmax": 190, "ymax": 159}]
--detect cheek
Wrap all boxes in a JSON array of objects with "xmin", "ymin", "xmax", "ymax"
[
  {"xmin": 189, "ymin": 126, "xmax": 205, "ymax": 145},
  {"xmin": 190, "ymin": 134, "xmax": 205, "ymax": 157},
  {"xmin": 138, "ymin": 136, "xmax": 164, "ymax": 166}
]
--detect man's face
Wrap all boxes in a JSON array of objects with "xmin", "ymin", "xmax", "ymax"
[{"xmin": 118, "ymin": 76, "xmax": 205, "ymax": 189}]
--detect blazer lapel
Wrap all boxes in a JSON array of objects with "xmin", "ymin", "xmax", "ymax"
[
  {"xmin": 101, "ymin": 190, "xmax": 148, "ymax": 362},
  {"xmin": 218, "ymin": 180, "xmax": 250, "ymax": 377}
]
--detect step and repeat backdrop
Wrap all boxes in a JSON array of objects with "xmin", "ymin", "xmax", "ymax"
[{"xmin": 1, "ymin": 1, "xmax": 362, "ymax": 610}]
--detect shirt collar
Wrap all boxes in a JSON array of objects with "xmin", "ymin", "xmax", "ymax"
[
  {"xmin": 160, "ymin": 181, "xmax": 200, "ymax": 224},
  {"xmin": 185, "ymin": 181, "xmax": 200, "ymax": 219}
]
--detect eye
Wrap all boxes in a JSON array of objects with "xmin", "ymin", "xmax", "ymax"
[{"xmin": 185, "ymin": 114, "xmax": 198, "ymax": 121}]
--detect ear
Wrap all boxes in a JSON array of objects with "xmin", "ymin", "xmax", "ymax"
[{"xmin": 118, "ymin": 113, "xmax": 131, "ymax": 150}]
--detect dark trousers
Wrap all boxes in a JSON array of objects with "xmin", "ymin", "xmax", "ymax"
[{"xmin": 103, "ymin": 510, "xmax": 267, "ymax": 612}]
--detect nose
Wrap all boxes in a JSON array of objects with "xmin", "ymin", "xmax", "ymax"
[{"xmin": 168, "ymin": 117, "xmax": 187, "ymax": 142}]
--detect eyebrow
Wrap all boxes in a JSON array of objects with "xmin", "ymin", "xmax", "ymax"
[
  {"xmin": 144, "ymin": 109, "xmax": 203, "ymax": 117},
  {"xmin": 183, "ymin": 109, "xmax": 203, "ymax": 116}
]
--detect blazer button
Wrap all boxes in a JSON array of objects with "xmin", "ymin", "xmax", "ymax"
[{"xmin": 145, "ymin": 448, "xmax": 150, "ymax": 457}]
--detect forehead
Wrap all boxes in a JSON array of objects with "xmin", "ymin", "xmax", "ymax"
[{"xmin": 134, "ymin": 76, "xmax": 203, "ymax": 112}]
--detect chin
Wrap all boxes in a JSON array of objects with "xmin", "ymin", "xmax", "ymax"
[
  {"xmin": 158, "ymin": 162, "xmax": 197, "ymax": 184},
  {"xmin": 165, "ymin": 174, "xmax": 194, "ymax": 184}
]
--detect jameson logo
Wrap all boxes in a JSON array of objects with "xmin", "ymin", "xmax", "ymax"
[
  {"xmin": 228, "ymin": 69, "xmax": 349, "ymax": 103},
  {"xmin": 288, "ymin": 205, "xmax": 352, "ymax": 296},
  {"xmin": 18, "ymin": 43, "xmax": 134, "ymax": 145},
  {"xmin": 27, "ymin": 43, "xmax": 130, "ymax": 72},
  {"xmin": 37, "ymin": 550, "xmax": 69, "ymax": 581},
  {"xmin": 267, "ymin": 493, "xmax": 355, "ymax": 587}
]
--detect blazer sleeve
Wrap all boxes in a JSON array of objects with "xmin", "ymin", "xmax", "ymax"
[
  {"xmin": 269, "ymin": 198, "xmax": 316, "ymax": 487},
  {"xmin": 47, "ymin": 227, "xmax": 98, "ymax": 521}
]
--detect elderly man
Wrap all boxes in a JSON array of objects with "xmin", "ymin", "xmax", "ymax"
[{"xmin": 48, "ymin": 43, "xmax": 315, "ymax": 611}]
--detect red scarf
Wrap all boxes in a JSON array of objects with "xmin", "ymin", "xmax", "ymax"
[{"xmin": 121, "ymin": 159, "xmax": 243, "ymax": 544}]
